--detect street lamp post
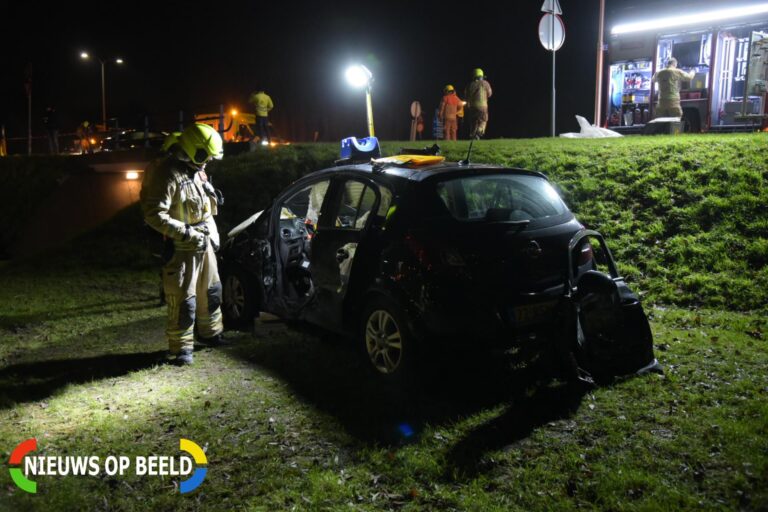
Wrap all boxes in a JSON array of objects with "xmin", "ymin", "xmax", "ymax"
[
  {"xmin": 80, "ymin": 52, "xmax": 123, "ymax": 130},
  {"xmin": 594, "ymin": 0, "xmax": 606, "ymax": 127},
  {"xmin": 345, "ymin": 64, "xmax": 375, "ymax": 137}
]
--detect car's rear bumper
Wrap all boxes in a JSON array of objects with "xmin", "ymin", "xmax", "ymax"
[{"xmin": 413, "ymin": 282, "xmax": 567, "ymax": 348}]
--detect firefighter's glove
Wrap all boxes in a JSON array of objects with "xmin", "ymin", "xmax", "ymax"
[{"xmin": 185, "ymin": 225, "xmax": 207, "ymax": 252}]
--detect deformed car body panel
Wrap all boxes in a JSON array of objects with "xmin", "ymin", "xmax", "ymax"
[
  {"xmin": 566, "ymin": 230, "xmax": 660, "ymax": 378},
  {"xmin": 218, "ymin": 161, "xmax": 660, "ymax": 382}
]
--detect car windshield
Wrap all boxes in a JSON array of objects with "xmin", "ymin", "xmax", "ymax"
[{"xmin": 434, "ymin": 174, "xmax": 568, "ymax": 222}]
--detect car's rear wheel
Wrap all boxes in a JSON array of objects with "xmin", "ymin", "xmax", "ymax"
[
  {"xmin": 222, "ymin": 265, "xmax": 257, "ymax": 330},
  {"xmin": 361, "ymin": 296, "xmax": 416, "ymax": 383}
]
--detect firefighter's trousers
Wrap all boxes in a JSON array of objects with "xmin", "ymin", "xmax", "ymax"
[
  {"xmin": 471, "ymin": 107, "xmax": 489, "ymax": 137},
  {"xmin": 655, "ymin": 100, "xmax": 683, "ymax": 118},
  {"xmin": 162, "ymin": 244, "xmax": 223, "ymax": 354},
  {"xmin": 444, "ymin": 118, "xmax": 458, "ymax": 141}
]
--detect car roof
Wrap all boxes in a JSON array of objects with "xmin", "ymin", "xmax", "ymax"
[{"xmin": 308, "ymin": 162, "xmax": 548, "ymax": 183}]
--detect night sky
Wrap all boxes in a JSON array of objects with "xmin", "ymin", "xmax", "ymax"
[{"xmin": 2, "ymin": 0, "xmax": 762, "ymax": 145}]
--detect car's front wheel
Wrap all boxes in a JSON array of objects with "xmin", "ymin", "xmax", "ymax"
[
  {"xmin": 221, "ymin": 265, "xmax": 258, "ymax": 330},
  {"xmin": 361, "ymin": 296, "xmax": 416, "ymax": 383}
]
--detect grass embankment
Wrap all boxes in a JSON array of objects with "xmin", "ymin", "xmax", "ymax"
[
  {"xmin": 440, "ymin": 135, "xmax": 768, "ymax": 311},
  {"xmin": 212, "ymin": 134, "xmax": 768, "ymax": 312},
  {"xmin": 9, "ymin": 134, "xmax": 766, "ymax": 311},
  {"xmin": 1, "ymin": 134, "xmax": 766, "ymax": 510}
]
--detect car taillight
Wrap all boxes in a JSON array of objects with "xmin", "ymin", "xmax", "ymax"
[
  {"xmin": 404, "ymin": 233, "xmax": 433, "ymax": 270},
  {"xmin": 578, "ymin": 242, "xmax": 594, "ymax": 266},
  {"xmin": 404, "ymin": 233, "xmax": 465, "ymax": 269}
]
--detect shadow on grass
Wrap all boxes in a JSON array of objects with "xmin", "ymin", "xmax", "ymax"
[
  {"xmin": 0, "ymin": 316, "xmax": 168, "ymax": 409},
  {"xmin": 226, "ymin": 324, "xmax": 589, "ymax": 456},
  {"xmin": 443, "ymin": 381, "xmax": 587, "ymax": 479},
  {"xmin": 0, "ymin": 350, "xmax": 168, "ymax": 409},
  {"xmin": 0, "ymin": 296, "xmax": 160, "ymax": 331}
]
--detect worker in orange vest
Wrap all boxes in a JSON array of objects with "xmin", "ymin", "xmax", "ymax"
[{"xmin": 439, "ymin": 85, "xmax": 463, "ymax": 141}]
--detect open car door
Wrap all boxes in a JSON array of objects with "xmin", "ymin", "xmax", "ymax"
[
  {"xmin": 566, "ymin": 230, "xmax": 661, "ymax": 380},
  {"xmin": 308, "ymin": 177, "xmax": 382, "ymax": 332}
]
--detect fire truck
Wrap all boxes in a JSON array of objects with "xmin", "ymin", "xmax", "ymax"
[{"xmin": 604, "ymin": 3, "xmax": 768, "ymax": 133}]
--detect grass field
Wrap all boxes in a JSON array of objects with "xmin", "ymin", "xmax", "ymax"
[
  {"xmin": 209, "ymin": 133, "xmax": 768, "ymax": 312},
  {"xmin": 1, "ymin": 134, "xmax": 767, "ymax": 511}
]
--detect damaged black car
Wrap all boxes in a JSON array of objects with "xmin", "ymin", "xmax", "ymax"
[{"xmin": 218, "ymin": 141, "xmax": 659, "ymax": 385}]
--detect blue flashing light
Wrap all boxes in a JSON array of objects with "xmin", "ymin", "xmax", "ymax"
[
  {"xmin": 340, "ymin": 136, "xmax": 381, "ymax": 161},
  {"xmin": 397, "ymin": 423, "xmax": 415, "ymax": 439}
]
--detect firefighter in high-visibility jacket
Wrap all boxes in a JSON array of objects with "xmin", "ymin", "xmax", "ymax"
[
  {"xmin": 465, "ymin": 68, "xmax": 492, "ymax": 139},
  {"xmin": 140, "ymin": 123, "xmax": 225, "ymax": 365}
]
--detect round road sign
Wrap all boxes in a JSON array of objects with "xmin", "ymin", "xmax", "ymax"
[
  {"xmin": 539, "ymin": 14, "xmax": 565, "ymax": 51},
  {"xmin": 410, "ymin": 101, "xmax": 422, "ymax": 119}
]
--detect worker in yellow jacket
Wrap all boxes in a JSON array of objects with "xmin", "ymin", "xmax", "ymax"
[
  {"xmin": 140, "ymin": 123, "xmax": 226, "ymax": 365},
  {"xmin": 248, "ymin": 89, "xmax": 274, "ymax": 144}
]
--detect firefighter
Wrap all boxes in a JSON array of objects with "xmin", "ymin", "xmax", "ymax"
[
  {"xmin": 77, "ymin": 121, "xmax": 93, "ymax": 154},
  {"xmin": 140, "ymin": 123, "xmax": 226, "ymax": 365},
  {"xmin": 43, "ymin": 106, "xmax": 60, "ymax": 154},
  {"xmin": 439, "ymin": 85, "xmax": 463, "ymax": 141},
  {"xmin": 248, "ymin": 89, "xmax": 274, "ymax": 144},
  {"xmin": 465, "ymin": 68, "xmax": 492, "ymax": 139},
  {"xmin": 652, "ymin": 57, "xmax": 695, "ymax": 118}
]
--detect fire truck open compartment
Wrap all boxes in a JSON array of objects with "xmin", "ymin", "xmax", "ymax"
[{"xmin": 605, "ymin": 6, "xmax": 768, "ymax": 133}]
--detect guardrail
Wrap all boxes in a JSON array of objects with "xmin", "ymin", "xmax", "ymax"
[{"xmin": 1, "ymin": 104, "xmax": 241, "ymax": 156}]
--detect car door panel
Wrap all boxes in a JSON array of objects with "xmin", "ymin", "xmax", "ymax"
[
  {"xmin": 306, "ymin": 178, "xmax": 381, "ymax": 332},
  {"xmin": 268, "ymin": 178, "xmax": 333, "ymax": 318}
]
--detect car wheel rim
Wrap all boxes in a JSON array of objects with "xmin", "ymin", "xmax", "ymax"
[
  {"xmin": 365, "ymin": 309, "xmax": 403, "ymax": 374},
  {"xmin": 224, "ymin": 275, "xmax": 245, "ymax": 319}
]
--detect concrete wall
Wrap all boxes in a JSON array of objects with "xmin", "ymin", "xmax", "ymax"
[{"xmin": 12, "ymin": 170, "xmax": 145, "ymax": 258}]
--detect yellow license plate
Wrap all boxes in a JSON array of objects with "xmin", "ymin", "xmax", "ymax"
[{"xmin": 513, "ymin": 301, "xmax": 557, "ymax": 326}]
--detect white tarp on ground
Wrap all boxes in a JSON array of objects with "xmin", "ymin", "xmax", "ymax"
[
  {"xmin": 560, "ymin": 115, "xmax": 622, "ymax": 138},
  {"xmin": 647, "ymin": 117, "xmax": 682, "ymax": 123}
]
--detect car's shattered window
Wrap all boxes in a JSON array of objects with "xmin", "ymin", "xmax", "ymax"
[
  {"xmin": 377, "ymin": 186, "xmax": 393, "ymax": 217},
  {"xmin": 435, "ymin": 174, "xmax": 568, "ymax": 222},
  {"xmin": 337, "ymin": 181, "xmax": 377, "ymax": 229},
  {"xmin": 280, "ymin": 180, "xmax": 331, "ymax": 228}
]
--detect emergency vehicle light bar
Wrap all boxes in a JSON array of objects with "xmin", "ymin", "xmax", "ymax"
[{"xmin": 336, "ymin": 136, "xmax": 381, "ymax": 165}]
